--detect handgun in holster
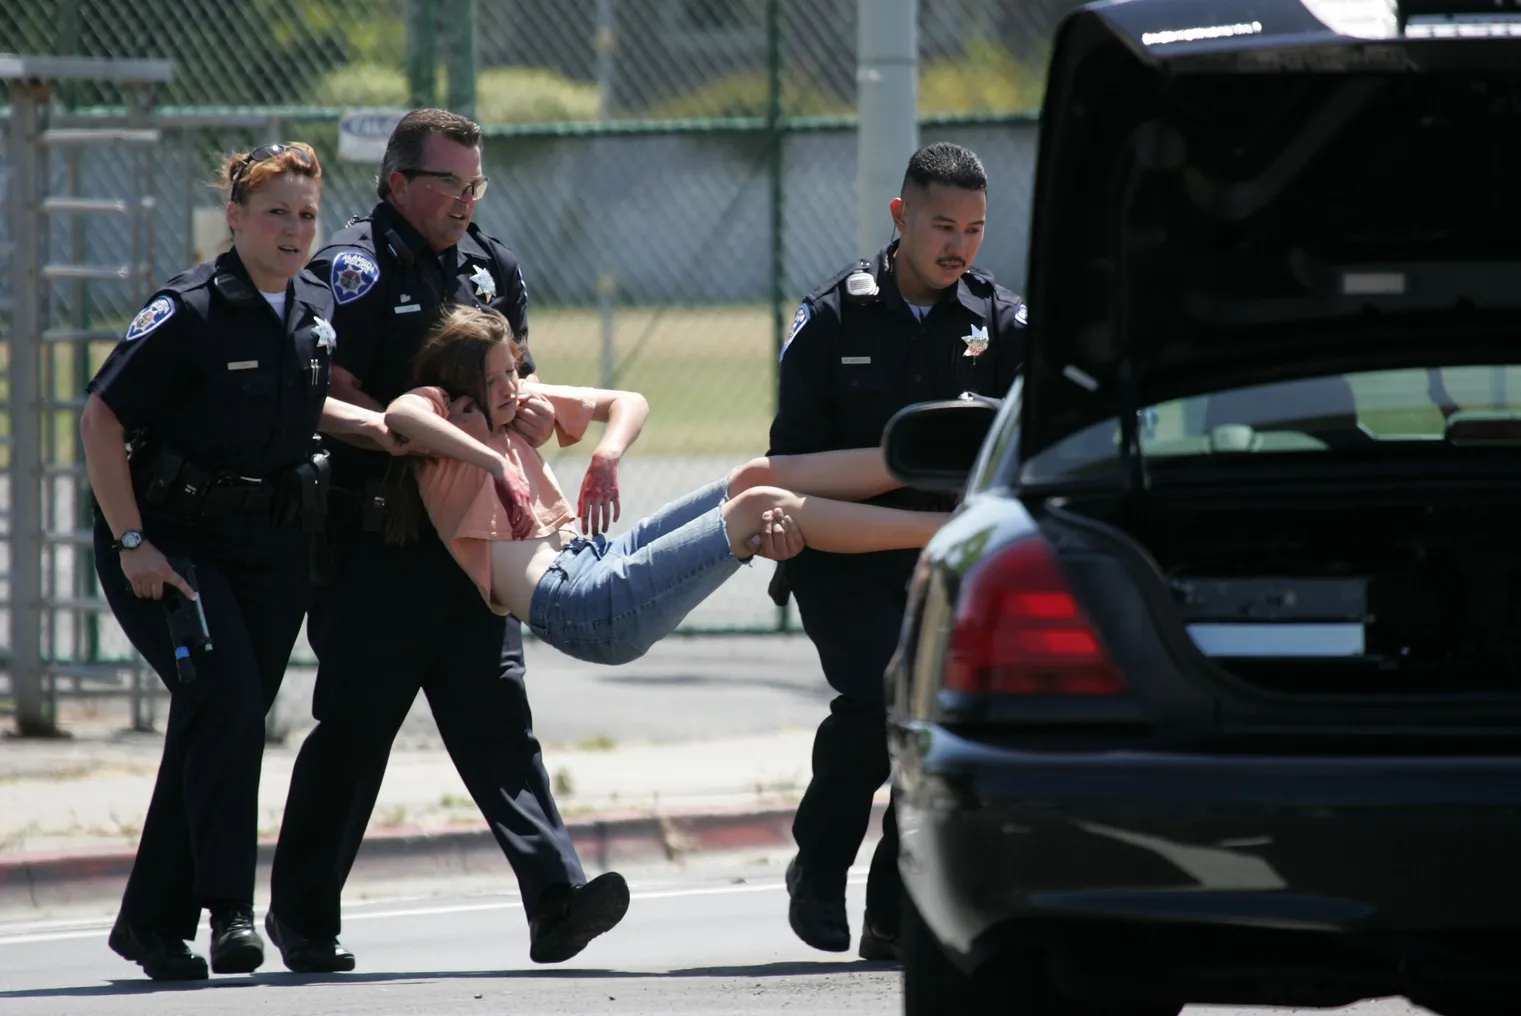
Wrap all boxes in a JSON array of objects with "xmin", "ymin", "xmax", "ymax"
[
  {"xmin": 135, "ymin": 444, "xmax": 197, "ymax": 511},
  {"xmin": 162, "ymin": 557, "xmax": 213, "ymax": 684},
  {"xmin": 275, "ymin": 444, "xmax": 332, "ymax": 533}
]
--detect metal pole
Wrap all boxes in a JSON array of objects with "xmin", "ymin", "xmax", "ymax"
[
  {"xmin": 133, "ymin": 83, "xmax": 160, "ymax": 733},
  {"xmin": 596, "ymin": 0, "xmax": 617, "ymax": 388},
  {"xmin": 766, "ymin": 0, "xmax": 789, "ymax": 632},
  {"xmin": 7, "ymin": 83, "xmax": 55, "ymax": 736},
  {"xmin": 856, "ymin": 0, "xmax": 918, "ymax": 258},
  {"xmin": 66, "ymin": 147, "xmax": 85, "ymax": 671},
  {"xmin": 407, "ymin": 0, "xmax": 439, "ymax": 109},
  {"xmin": 445, "ymin": 0, "xmax": 478, "ymax": 120}
]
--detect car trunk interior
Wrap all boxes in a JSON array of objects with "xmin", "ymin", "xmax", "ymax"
[{"xmin": 1046, "ymin": 485, "xmax": 1521, "ymax": 698}]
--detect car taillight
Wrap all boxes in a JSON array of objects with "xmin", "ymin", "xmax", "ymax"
[{"xmin": 943, "ymin": 535, "xmax": 1127, "ymax": 696}]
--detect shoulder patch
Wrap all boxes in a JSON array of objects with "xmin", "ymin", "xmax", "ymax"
[
  {"xmin": 781, "ymin": 301, "xmax": 812, "ymax": 360},
  {"xmin": 329, "ymin": 249, "xmax": 380, "ymax": 305},
  {"xmin": 791, "ymin": 300, "xmax": 812, "ymax": 337},
  {"xmin": 1014, "ymin": 300, "xmax": 1028, "ymax": 327},
  {"xmin": 124, "ymin": 295, "xmax": 176, "ymax": 341}
]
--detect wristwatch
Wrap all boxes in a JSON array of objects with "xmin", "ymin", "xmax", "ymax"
[{"xmin": 113, "ymin": 530, "xmax": 145, "ymax": 551}]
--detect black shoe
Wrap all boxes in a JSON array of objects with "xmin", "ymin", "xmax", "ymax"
[
  {"xmin": 264, "ymin": 910, "xmax": 356, "ymax": 973},
  {"xmin": 529, "ymin": 872, "xmax": 631, "ymax": 964},
  {"xmin": 209, "ymin": 906, "xmax": 264, "ymax": 974},
  {"xmin": 858, "ymin": 914, "xmax": 900, "ymax": 963},
  {"xmin": 785, "ymin": 856, "xmax": 850, "ymax": 953},
  {"xmin": 108, "ymin": 918, "xmax": 209, "ymax": 981}
]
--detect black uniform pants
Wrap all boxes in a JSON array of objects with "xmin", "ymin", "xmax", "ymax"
[
  {"xmin": 270, "ymin": 523, "xmax": 584, "ymax": 940},
  {"xmin": 94, "ymin": 515, "xmax": 310, "ymax": 940},
  {"xmin": 787, "ymin": 547, "xmax": 916, "ymax": 930}
]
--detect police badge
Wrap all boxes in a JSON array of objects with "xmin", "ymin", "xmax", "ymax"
[
  {"xmin": 470, "ymin": 264, "xmax": 497, "ymax": 302},
  {"xmin": 313, "ymin": 316, "xmax": 337, "ymax": 351},
  {"xmin": 961, "ymin": 324, "xmax": 990, "ymax": 358}
]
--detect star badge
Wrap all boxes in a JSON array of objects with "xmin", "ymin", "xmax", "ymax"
[
  {"xmin": 313, "ymin": 316, "xmax": 337, "ymax": 350},
  {"xmin": 962, "ymin": 324, "xmax": 990, "ymax": 358},
  {"xmin": 470, "ymin": 264, "xmax": 497, "ymax": 302}
]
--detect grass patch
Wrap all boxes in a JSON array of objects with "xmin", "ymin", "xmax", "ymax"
[
  {"xmin": 574, "ymin": 735, "xmax": 618, "ymax": 752},
  {"xmin": 528, "ymin": 304, "xmax": 780, "ymax": 459},
  {"xmin": 3, "ymin": 304, "xmax": 781, "ymax": 464}
]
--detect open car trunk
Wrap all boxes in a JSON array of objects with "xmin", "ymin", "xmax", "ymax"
[{"xmin": 1049, "ymin": 482, "xmax": 1521, "ymax": 699}]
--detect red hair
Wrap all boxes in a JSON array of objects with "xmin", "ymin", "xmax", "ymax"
[{"xmin": 220, "ymin": 142, "xmax": 323, "ymax": 204}]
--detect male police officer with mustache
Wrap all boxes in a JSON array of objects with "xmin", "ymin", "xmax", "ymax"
[{"xmin": 768, "ymin": 142, "xmax": 1027, "ymax": 961}]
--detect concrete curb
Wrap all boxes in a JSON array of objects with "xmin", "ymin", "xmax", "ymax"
[{"xmin": 0, "ymin": 802, "xmax": 888, "ymax": 913}]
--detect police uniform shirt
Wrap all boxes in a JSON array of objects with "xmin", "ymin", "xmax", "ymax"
[
  {"xmin": 308, "ymin": 201, "xmax": 534, "ymax": 489},
  {"xmin": 88, "ymin": 247, "xmax": 336, "ymax": 481},
  {"xmin": 769, "ymin": 240, "xmax": 1027, "ymax": 465}
]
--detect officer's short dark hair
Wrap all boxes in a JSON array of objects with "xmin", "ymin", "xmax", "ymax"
[
  {"xmin": 378, "ymin": 108, "xmax": 484, "ymax": 201},
  {"xmin": 901, "ymin": 142, "xmax": 988, "ymax": 196}
]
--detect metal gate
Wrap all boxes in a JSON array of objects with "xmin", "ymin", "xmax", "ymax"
[{"xmin": 1, "ymin": 54, "xmax": 170, "ymax": 736}]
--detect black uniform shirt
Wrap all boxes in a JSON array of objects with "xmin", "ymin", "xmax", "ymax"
[
  {"xmin": 768, "ymin": 240, "xmax": 1027, "ymax": 504},
  {"xmin": 309, "ymin": 201, "xmax": 534, "ymax": 490},
  {"xmin": 88, "ymin": 247, "xmax": 334, "ymax": 479}
]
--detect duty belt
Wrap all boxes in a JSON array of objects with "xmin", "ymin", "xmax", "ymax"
[{"xmin": 131, "ymin": 442, "xmax": 330, "ymax": 530}]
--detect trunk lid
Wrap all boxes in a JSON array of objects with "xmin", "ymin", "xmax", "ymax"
[{"xmin": 1021, "ymin": 0, "xmax": 1521, "ymax": 462}]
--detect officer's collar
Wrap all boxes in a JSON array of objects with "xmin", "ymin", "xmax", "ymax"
[
  {"xmin": 877, "ymin": 240, "xmax": 985, "ymax": 318},
  {"xmin": 213, "ymin": 247, "xmax": 292, "ymax": 305},
  {"xmin": 376, "ymin": 201, "xmax": 446, "ymax": 264}
]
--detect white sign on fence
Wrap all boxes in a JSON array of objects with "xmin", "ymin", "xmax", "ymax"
[{"xmin": 338, "ymin": 110, "xmax": 407, "ymax": 163}]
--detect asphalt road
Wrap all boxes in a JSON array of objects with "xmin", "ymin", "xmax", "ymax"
[{"xmin": 0, "ymin": 853, "xmax": 1442, "ymax": 1016}]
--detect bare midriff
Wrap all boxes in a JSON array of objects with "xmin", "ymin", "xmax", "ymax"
[{"xmin": 489, "ymin": 527, "xmax": 577, "ymax": 620}]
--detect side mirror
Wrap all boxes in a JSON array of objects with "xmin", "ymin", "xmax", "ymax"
[{"xmin": 882, "ymin": 395, "xmax": 1002, "ymax": 494}]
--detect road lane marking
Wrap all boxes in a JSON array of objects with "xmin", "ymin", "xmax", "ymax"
[{"xmin": 0, "ymin": 875, "xmax": 867, "ymax": 948}]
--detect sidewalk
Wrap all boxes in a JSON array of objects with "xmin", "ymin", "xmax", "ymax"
[
  {"xmin": 0, "ymin": 634, "xmax": 899, "ymax": 912},
  {"xmin": 0, "ymin": 727, "xmax": 825, "ymax": 858}
]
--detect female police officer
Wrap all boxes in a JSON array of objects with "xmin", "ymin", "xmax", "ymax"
[{"xmin": 80, "ymin": 142, "xmax": 394, "ymax": 981}]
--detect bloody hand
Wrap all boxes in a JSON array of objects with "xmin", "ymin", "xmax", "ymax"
[
  {"xmin": 493, "ymin": 467, "xmax": 536, "ymax": 540},
  {"xmin": 578, "ymin": 451, "xmax": 621, "ymax": 536}
]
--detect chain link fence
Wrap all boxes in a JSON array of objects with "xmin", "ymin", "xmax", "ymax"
[{"xmin": 2, "ymin": 0, "xmax": 1077, "ymax": 729}]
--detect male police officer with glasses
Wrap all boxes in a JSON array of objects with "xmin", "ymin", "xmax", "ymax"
[{"xmin": 267, "ymin": 108, "xmax": 628, "ymax": 973}]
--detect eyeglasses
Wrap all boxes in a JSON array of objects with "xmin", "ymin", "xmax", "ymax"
[
  {"xmin": 404, "ymin": 169, "xmax": 489, "ymax": 201},
  {"xmin": 231, "ymin": 142, "xmax": 314, "ymax": 199}
]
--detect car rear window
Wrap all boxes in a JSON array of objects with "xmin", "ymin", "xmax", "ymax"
[{"xmin": 1021, "ymin": 365, "xmax": 1521, "ymax": 483}]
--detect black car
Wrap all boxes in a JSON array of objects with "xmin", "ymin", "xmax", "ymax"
[{"xmin": 883, "ymin": 1, "xmax": 1521, "ymax": 1014}]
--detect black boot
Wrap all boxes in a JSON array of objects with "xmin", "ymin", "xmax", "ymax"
[
  {"xmin": 108, "ymin": 918, "xmax": 209, "ymax": 981},
  {"xmin": 858, "ymin": 912, "xmax": 900, "ymax": 962},
  {"xmin": 528, "ymin": 872, "xmax": 631, "ymax": 964},
  {"xmin": 786, "ymin": 856, "xmax": 850, "ymax": 952},
  {"xmin": 264, "ymin": 910, "xmax": 356, "ymax": 973},
  {"xmin": 208, "ymin": 904, "xmax": 264, "ymax": 974}
]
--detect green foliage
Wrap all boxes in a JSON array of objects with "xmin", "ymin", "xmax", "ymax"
[
  {"xmin": 251, "ymin": 0, "xmax": 405, "ymax": 64},
  {"xmin": 311, "ymin": 61, "xmax": 412, "ymax": 107},
  {"xmin": 639, "ymin": 40, "xmax": 1045, "ymax": 122},
  {"xmin": 475, "ymin": 67, "xmax": 602, "ymax": 124},
  {"xmin": 307, "ymin": 62, "xmax": 602, "ymax": 124},
  {"xmin": 642, "ymin": 71, "xmax": 851, "ymax": 120},
  {"xmin": 919, "ymin": 38, "xmax": 1048, "ymax": 116}
]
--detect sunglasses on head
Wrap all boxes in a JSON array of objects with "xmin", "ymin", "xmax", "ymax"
[{"xmin": 231, "ymin": 143, "xmax": 314, "ymax": 198}]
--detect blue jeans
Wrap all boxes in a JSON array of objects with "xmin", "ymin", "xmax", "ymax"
[{"xmin": 528, "ymin": 477, "xmax": 743, "ymax": 665}]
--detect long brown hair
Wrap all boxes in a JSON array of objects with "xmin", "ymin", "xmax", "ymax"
[{"xmin": 382, "ymin": 305, "xmax": 523, "ymax": 545}]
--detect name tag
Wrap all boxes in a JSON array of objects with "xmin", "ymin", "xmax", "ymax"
[
  {"xmin": 394, "ymin": 304, "xmax": 421, "ymax": 315},
  {"xmin": 227, "ymin": 360, "xmax": 258, "ymax": 371},
  {"xmin": 841, "ymin": 356, "xmax": 871, "ymax": 365}
]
